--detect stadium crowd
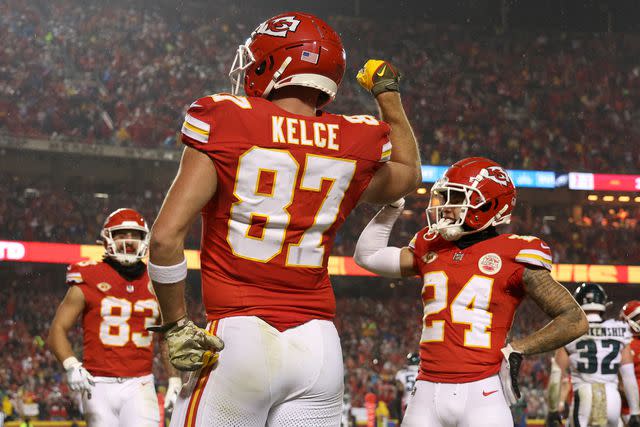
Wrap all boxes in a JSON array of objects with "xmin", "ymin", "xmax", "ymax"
[
  {"xmin": 2, "ymin": 0, "xmax": 640, "ymax": 172},
  {"xmin": 2, "ymin": 0, "xmax": 640, "ymax": 423},
  {"xmin": 0, "ymin": 266, "xmax": 557, "ymax": 422},
  {"xmin": 2, "ymin": 174, "xmax": 639, "ymax": 265}
]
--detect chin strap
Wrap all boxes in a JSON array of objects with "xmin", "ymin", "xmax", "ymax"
[{"xmin": 262, "ymin": 57, "xmax": 292, "ymax": 98}]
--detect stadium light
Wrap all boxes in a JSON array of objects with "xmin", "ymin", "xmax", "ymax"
[
  {"xmin": 635, "ymin": 197, "xmax": 640, "ymax": 203},
  {"xmin": 94, "ymin": 193, "xmax": 109, "ymax": 199},
  {"xmin": 587, "ymin": 195, "xmax": 598, "ymax": 201},
  {"xmin": 602, "ymin": 195, "xmax": 615, "ymax": 202},
  {"xmin": 618, "ymin": 196, "xmax": 631, "ymax": 202}
]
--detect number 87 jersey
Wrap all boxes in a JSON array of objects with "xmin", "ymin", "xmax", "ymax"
[
  {"xmin": 180, "ymin": 94, "xmax": 392, "ymax": 331},
  {"xmin": 409, "ymin": 230, "xmax": 554, "ymax": 383}
]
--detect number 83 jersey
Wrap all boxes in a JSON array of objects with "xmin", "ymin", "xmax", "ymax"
[
  {"xmin": 565, "ymin": 319, "xmax": 632, "ymax": 386},
  {"xmin": 181, "ymin": 94, "xmax": 391, "ymax": 331},
  {"xmin": 66, "ymin": 261, "xmax": 159, "ymax": 377},
  {"xmin": 410, "ymin": 230, "xmax": 554, "ymax": 383}
]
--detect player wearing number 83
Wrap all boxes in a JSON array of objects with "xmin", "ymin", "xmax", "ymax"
[
  {"xmin": 148, "ymin": 10, "xmax": 421, "ymax": 427},
  {"xmin": 47, "ymin": 208, "xmax": 181, "ymax": 427},
  {"xmin": 354, "ymin": 157, "xmax": 589, "ymax": 426}
]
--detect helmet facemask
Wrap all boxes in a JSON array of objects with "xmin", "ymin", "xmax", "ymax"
[
  {"xmin": 622, "ymin": 303, "xmax": 640, "ymax": 334},
  {"xmin": 229, "ymin": 39, "xmax": 255, "ymax": 96},
  {"xmin": 102, "ymin": 226, "xmax": 149, "ymax": 266},
  {"xmin": 427, "ymin": 180, "xmax": 485, "ymax": 241}
]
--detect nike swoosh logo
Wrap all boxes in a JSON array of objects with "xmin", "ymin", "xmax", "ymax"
[
  {"xmin": 376, "ymin": 66, "xmax": 387, "ymax": 77},
  {"xmin": 482, "ymin": 390, "xmax": 498, "ymax": 396}
]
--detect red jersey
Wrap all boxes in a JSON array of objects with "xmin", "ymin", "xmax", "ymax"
[
  {"xmin": 66, "ymin": 260, "xmax": 160, "ymax": 377},
  {"xmin": 632, "ymin": 336, "xmax": 640, "ymax": 385},
  {"xmin": 622, "ymin": 336, "xmax": 640, "ymax": 414},
  {"xmin": 410, "ymin": 231, "xmax": 553, "ymax": 383},
  {"xmin": 181, "ymin": 93, "xmax": 391, "ymax": 331}
]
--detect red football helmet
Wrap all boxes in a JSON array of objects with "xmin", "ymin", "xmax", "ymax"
[
  {"xmin": 426, "ymin": 157, "xmax": 516, "ymax": 240},
  {"xmin": 100, "ymin": 208, "xmax": 149, "ymax": 265},
  {"xmin": 621, "ymin": 300, "xmax": 640, "ymax": 335},
  {"xmin": 229, "ymin": 12, "xmax": 346, "ymax": 107}
]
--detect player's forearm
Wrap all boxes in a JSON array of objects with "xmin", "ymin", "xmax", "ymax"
[
  {"xmin": 354, "ymin": 201, "xmax": 405, "ymax": 277},
  {"xmin": 46, "ymin": 327, "xmax": 77, "ymax": 364},
  {"xmin": 547, "ymin": 357, "xmax": 563, "ymax": 411},
  {"xmin": 510, "ymin": 305, "xmax": 586, "ymax": 355},
  {"xmin": 517, "ymin": 268, "xmax": 589, "ymax": 355},
  {"xmin": 376, "ymin": 92, "xmax": 421, "ymax": 187},
  {"xmin": 621, "ymin": 363, "xmax": 640, "ymax": 414},
  {"xmin": 149, "ymin": 224, "xmax": 189, "ymax": 324}
]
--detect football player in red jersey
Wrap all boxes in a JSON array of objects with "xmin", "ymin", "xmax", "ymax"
[
  {"xmin": 146, "ymin": 11, "xmax": 421, "ymax": 427},
  {"xmin": 621, "ymin": 301, "xmax": 640, "ymax": 426},
  {"xmin": 354, "ymin": 157, "xmax": 589, "ymax": 426},
  {"xmin": 47, "ymin": 209, "xmax": 181, "ymax": 427}
]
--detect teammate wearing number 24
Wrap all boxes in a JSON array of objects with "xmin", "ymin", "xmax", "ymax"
[
  {"xmin": 148, "ymin": 11, "xmax": 421, "ymax": 427},
  {"xmin": 354, "ymin": 157, "xmax": 589, "ymax": 426},
  {"xmin": 47, "ymin": 209, "xmax": 181, "ymax": 427}
]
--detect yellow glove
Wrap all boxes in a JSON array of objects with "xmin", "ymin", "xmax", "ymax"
[
  {"xmin": 356, "ymin": 59, "xmax": 401, "ymax": 96},
  {"xmin": 150, "ymin": 317, "xmax": 224, "ymax": 371}
]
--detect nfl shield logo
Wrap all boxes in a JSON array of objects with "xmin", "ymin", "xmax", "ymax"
[
  {"xmin": 453, "ymin": 252, "xmax": 464, "ymax": 262},
  {"xmin": 126, "ymin": 284, "xmax": 135, "ymax": 293}
]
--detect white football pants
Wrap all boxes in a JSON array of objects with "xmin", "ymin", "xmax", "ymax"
[
  {"xmin": 82, "ymin": 373, "xmax": 159, "ymax": 427},
  {"xmin": 569, "ymin": 382, "xmax": 621, "ymax": 427},
  {"xmin": 169, "ymin": 316, "xmax": 344, "ymax": 427},
  {"xmin": 401, "ymin": 375, "xmax": 513, "ymax": 427}
]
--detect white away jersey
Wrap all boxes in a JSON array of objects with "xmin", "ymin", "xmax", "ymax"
[
  {"xmin": 566, "ymin": 319, "xmax": 632, "ymax": 386},
  {"xmin": 396, "ymin": 365, "xmax": 419, "ymax": 400}
]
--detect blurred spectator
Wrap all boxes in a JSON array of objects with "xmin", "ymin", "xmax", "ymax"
[{"xmin": 1, "ymin": 174, "xmax": 639, "ymax": 265}]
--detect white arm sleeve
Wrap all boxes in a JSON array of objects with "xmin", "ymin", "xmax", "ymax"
[
  {"xmin": 621, "ymin": 363, "xmax": 640, "ymax": 415},
  {"xmin": 354, "ymin": 199, "xmax": 405, "ymax": 278}
]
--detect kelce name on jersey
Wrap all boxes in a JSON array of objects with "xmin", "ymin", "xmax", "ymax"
[
  {"xmin": 271, "ymin": 116, "xmax": 340, "ymax": 151},
  {"xmin": 588, "ymin": 326, "xmax": 627, "ymax": 337}
]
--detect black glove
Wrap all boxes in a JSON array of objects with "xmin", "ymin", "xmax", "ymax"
[
  {"xmin": 545, "ymin": 411, "xmax": 563, "ymax": 427},
  {"xmin": 499, "ymin": 344, "xmax": 523, "ymax": 405},
  {"xmin": 629, "ymin": 414, "xmax": 640, "ymax": 427}
]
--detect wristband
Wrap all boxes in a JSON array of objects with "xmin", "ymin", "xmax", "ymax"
[
  {"xmin": 63, "ymin": 356, "xmax": 81, "ymax": 370},
  {"xmin": 148, "ymin": 258, "xmax": 187, "ymax": 284}
]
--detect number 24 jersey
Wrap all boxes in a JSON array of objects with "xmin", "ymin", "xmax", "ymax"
[{"xmin": 410, "ymin": 230, "xmax": 553, "ymax": 383}]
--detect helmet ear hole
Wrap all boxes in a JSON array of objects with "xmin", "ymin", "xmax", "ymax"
[
  {"xmin": 255, "ymin": 61, "xmax": 267, "ymax": 76},
  {"xmin": 479, "ymin": 200, "xmax": 494, "ymax": 212}
]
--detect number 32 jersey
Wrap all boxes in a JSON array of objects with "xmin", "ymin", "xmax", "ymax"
[
  {"xmin": 181, "ymin": 94, "xmax": 391, "ymax": 331},
  {"xmin": 66, "ymin": 261, "xmax": 160, "ymax": 377},
  {"xmin": 410, "ymin": 230, "xmax": 553, "ymax": 383},
  {"xmin": 565, "ymin": 319, "xmax": 631, "ymax": 387}
]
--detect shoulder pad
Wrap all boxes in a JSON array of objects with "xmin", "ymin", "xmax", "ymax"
[
  {"xmin": 508, "ymin": 234, "xmax": 553, "ymax": 271},
  {"xmin": 65, "ymin": 260, "xmax": 98, "ymax": 284}
]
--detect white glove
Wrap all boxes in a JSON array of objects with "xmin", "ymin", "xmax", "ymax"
[
  {"xmin": 164, "ymin": 376, "xmax": 182, "ymax": 409},
  {"xmin": 63, "ymin": 357, "xmax": 95, "ymax": 392},
  {"xmin": 499, "ymin": 344, "xmax": 523, "ymax": 406}
]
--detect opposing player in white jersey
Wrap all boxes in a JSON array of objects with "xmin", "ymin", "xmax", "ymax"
[
  {"xmin": 395, "ymin": 352, "xmax": 419, "ymax": 416},
  {"xmin": 547, "ymin": 283, "xmax": 640, "ymax": 427}
]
